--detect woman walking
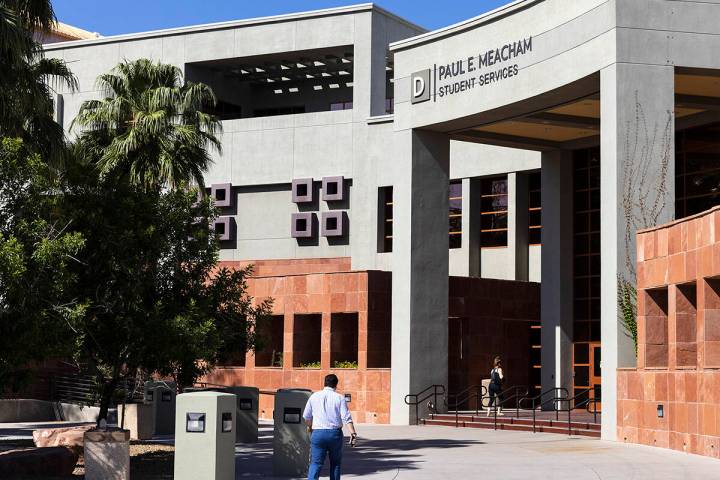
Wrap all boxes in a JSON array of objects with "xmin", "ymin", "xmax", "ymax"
[{"xmin": 487, "ymin": 356, "xmax": 504, "ymax": 416}]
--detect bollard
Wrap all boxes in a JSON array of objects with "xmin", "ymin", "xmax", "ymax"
[
  {"xmin": 272, "ymin": 389, "xmax": 312, "ymax": 477},
  {"xmin": 144, "ymin": 380, "xmax": 176, "ymax": 435},
  {"xmin": 225, "ymin": 386, "xmax": 259, "ymax": 443},
  {"xmin": 174, "ymin": 391, "xmax": 236, "ymax": 480}
]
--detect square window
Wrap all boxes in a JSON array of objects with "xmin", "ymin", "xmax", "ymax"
[
  {"xmin": 292, "ymin": 178, "xmax": 313, "ymax": 203},
  {"xmin": 291, "ymin": 212, "xmax": 314, "ymax": 238}
]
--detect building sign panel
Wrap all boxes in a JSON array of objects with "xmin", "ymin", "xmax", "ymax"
[{"xmin": 412, "ymin": 36, "xmax": 534, "ymax": 103}]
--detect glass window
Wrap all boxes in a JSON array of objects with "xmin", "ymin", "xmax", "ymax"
[
  {"xmin": 480, "ymin": 176, "xmax": 508, "ymax": 247},
  {"xmin": 528, "ymin": 171, "xmax": 542, "ymax": 245},
  {"xmin": 378, "ymin": 186, "xmax": 393, "ymax": 253},
  {"xmin": 449, "ymin": 180, "xmax": 462, "ymax": 249}
]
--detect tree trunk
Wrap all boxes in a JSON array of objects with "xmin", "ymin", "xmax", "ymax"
[{"xmin": 96, "ymin": 376, "xmax": 119, "ymax": 427}]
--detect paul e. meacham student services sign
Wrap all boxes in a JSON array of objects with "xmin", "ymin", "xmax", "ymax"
[{"xmin": 411, "ymin": 36, "xmax": 533, "ymax": 104}]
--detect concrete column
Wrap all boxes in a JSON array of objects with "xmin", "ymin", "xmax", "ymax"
[
  {"xmin": 390, "ymin": 130, "xmax": 450, "ymax": 424},
  {"xmin": 600, "ymin": 63, "xmax": 675, "ymax": 440},
  {"xmin": 510, "ymin": 172, "xmax": 530, "ymax": 281},
  {"xmin": 465, "ymin": 178, "xmax": 482, "ymax": 277},
  {"xmin": 540, "ymin": 150, "xmax": 574, "ymax": 401},
  {"xmin": 353, "ymin": 12, "xmax": 388, "ymax": 121}
]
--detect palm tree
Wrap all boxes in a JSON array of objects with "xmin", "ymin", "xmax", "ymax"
[
  {"xmin": 73, "ymin": 59, "xmax": 222, "ymax": 191},
  {"xmin": 0, "ymin": 0, "xmax": 77, "ymax": 163}
]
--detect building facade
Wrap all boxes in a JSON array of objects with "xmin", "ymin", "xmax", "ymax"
[{"xmin": 44, "ymin": 0, "xmax": 720, "ymax": 446}]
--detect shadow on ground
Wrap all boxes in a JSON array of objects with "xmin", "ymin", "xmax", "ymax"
[{"xmin": 235, "ymin": 431, "xmax": 484, "ymax": 477}]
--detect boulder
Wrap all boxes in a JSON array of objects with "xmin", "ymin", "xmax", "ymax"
[
  {"xmin": 33, "ymin": 424, "xmax": 93, "ymax": 454},
  {"xmin": 0, "ymin": 447, "xmax": 78, "ymax": 477}
]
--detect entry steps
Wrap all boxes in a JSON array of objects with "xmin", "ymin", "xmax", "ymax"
[{"xmin": 422, "ymin": 412, "xmax": 601, "ymax": 438}]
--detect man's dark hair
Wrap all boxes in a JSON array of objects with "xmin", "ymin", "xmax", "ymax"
[{"xmin": 324, "ymin": 374, "xmax": 339, "ymax": 389}]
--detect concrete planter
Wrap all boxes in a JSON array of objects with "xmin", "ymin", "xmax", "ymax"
[
  {"xmin": 118, "ymin": 403, "xmax": 154, "ymax": 440},
  {"xmin": 83, "ymin": 429, "xmax": 130, "ymax": 480}
]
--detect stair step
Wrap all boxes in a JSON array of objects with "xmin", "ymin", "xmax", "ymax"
[
  {"xmin": 422, "ymin": 419, "xmax": 601, "ymax": 438},
  {"xmin": 428, "ymin": 414, "xmax": 601, "ymax": 431}
]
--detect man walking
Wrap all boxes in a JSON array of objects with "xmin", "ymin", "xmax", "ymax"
[{"xmin": 303, "ymin": 374, "xmax": 358, "ymax": 480}]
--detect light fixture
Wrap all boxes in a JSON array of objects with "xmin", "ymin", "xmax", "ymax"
[
  {"xmin": 305, "ymin": 74, "xmax": 314, "ymax": 79},
  {"xmin": 338, "ymin": 70, "xmax": 350, "ymax": 76},
  {"xmin": 289, "ymin": 87, "xmax": 299, "ymax": 93},
  {"xmin": 341, "ymin": 58, "xmax": 351, "ymax": 63},
  {"xmin": 221, "ymin": 412, "xmax": 233, "ymax": 433},
  {"xmin": 280, "ymin": 64, "xmax": 290, "ymax": 70},
  {"xmin": 346, "ymin": 82, "xmax": 354, "ymax": 87},
  {"xmin": 296, "ymin": 63, "xmax": 306, "ymax": 68},
  {"xmin": 329, "ymin": 83, "xmax": 340, "ymax": 89},
  {"xmin": 240, "ymin": 69, "xmax": 249, "ymax": 74},
  {"xmin": 239, "ymin": 399, "xmax": 253, "ymax": 411},
  {"xmin": 314, "ymin": 60, "xmax": 325, "ymax": 66},
  {"xmin": 274, "ymin": 89, "xmax": 283, "ymax": 94},
  {"xmin": 313, "ymin": 85, "xmax": 323, "ymax": 90},
  {"xmin": 657, "ymin": 404, "xmax": 664, "ymax": 418},
  {"xmin": 267, "ymin": 78, "xmax": 275, "ymax": 83},
  {"xmin": 321, "ymin": 72, "xmax": 331, "ymax": 77},
  {"xmin": 186, "ymin": 412, "xmax": 205, "ymax": 433},
  {"xmin": 255, "ymin": 67, "xmax": 265, "ymax": 73}
]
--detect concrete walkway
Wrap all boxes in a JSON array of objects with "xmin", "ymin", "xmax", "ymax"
[{"xmin": 236, "ymin": 424, "xmax": 720, "ymax": 479}]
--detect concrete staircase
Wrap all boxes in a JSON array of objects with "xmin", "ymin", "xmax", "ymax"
[{"xmin": 422, "ymin": 412, "xmax": 601, "ymax": 438}]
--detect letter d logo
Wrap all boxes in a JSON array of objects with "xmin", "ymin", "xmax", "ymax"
[{"xmin": 411, "ymin": 69, "xmax": 431, "ymax": 104}]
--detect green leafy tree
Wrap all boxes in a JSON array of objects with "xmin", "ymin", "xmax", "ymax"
[
  {"xmin": 0, "ymin": 137, "xmax": 84, "ymax": 392},
  {"xmin": 61, "ymin": 162, "xmax": 272, "ymax": 421},
  {"xmin": 73, "ymin": 59, "xmax": 221, "ymax": 191}
]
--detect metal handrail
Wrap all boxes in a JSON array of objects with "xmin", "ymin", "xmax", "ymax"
[
  {"xmin": 491, "ymin": 386, "xmax": 529, "ymax": 430},
  {"xmin": 404, "ymin": 384, "xmax": 446, "ymax": 425},
  {"xmin": 585, "ymin": 397, "xmax": 601, "ymax": 424},
  {"xmin": 447, "ymin": 385, "xmax": 487, "ymax": 427},
  {"xmin": 533, "ymin": 392, "xmax": 571, "ymax": 436},
  {"xmin": 566, "ymin": 387, "xmax": 602, "ymax": 424},
  {"xmin": 519, "ymin": 387, "xmax": 569, "ymax": 418}
]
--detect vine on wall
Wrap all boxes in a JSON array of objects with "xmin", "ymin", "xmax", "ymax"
[{"xmin": 618, "ymin": 92, "xmax": 673, "ymax": 355}]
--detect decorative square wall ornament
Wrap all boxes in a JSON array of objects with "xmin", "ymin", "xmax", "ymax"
[
  {"xmin": 212, "ymin": 216, "xmax": 233, "ymax": 241},
  {"xmin": 292, "ymin": 178, "xmax": 313, "ymax": 203},
  {"xmin": 211, "ymin": 183, "xmax": 232, "ymax": 207},
  {"xmin": 291, "ymin": 212, "xmax": 314, "ymax": 238},
  {"xmin": 322, "ymin": 176, "xmax": 345, "ymax": 202},
  {"xmin": 321, "ymin": 211, "xmax": 344, "ymax": 237}
]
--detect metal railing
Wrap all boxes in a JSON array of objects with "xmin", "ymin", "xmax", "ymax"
[
  {"xmin": 518, "ymin": 387, "xmax": 570, "ymax": 435},
  {"xmin": 404, "ymin": 384, "xmax": 446, "ymax": 425},
  {"xmin": 446, "ymin": 384, "xmax": 487, "ymax": 427},
  {"xmin": 491, "ymin": 385, "xmax": 529, "ymax": 430},
  {"xmin": 567, "ymin": 387, "xmax": 601, "ymax": 424}
]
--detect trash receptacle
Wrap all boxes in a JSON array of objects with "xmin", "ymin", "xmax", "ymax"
[
  {"xmin": 272, "ymin": 389, "xmax": 312, "ymax": 477},
  {"xmin": 226, "ymin": 386, "xmax": 259, "ymax": 443},
  {"xmin": 144, "ymin": 381, "xmax": 176, "ymax": 435},
  {"xmin": 174, "ymin": 391, "xmax": 236, "ymax": 480}
]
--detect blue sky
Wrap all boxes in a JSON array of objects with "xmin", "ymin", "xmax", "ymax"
[{"xmin": 52, "ymin": 1, "xmax": 510, "ymax": 36}]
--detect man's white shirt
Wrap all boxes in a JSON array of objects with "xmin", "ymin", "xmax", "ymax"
[{"xmin": 303, "ymin": 387, "xmax": 353, "ymax": 430}]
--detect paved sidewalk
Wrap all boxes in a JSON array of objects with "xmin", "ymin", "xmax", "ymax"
[{"xmin": 236, "ymin": 424, "xmax": 720, "ymax": 479}]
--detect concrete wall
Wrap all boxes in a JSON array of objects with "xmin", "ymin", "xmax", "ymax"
[{"xmin": 0, "ymin": 399, "xmax": 99, "ymax": 423}]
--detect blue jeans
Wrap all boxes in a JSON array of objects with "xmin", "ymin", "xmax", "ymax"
[{"xmin": 308, "ymin": 429, "xmax": 343, "ymax": 480}]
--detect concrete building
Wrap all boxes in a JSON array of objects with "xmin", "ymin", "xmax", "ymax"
[{"xmin": 43, "ymin": 0, "xmax": 720, "ymax": 449}]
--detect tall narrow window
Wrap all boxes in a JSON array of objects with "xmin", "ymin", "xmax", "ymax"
[
  {"xmin": 378, "ymin": 186, "xmax": 393, "ymax": 253},
  {"xmin": 480, "ymin": 176, "xmax": 508, "ymax": 247},
  {"xmin": 528, "ymin": 171, "xmax": 542, "ymax": 245},
  {"xmin": 449, "ymin": 180, "xmax": 462, "ymax": 249}
]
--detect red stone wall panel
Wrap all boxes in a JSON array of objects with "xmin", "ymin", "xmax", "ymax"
[{"xmin": 621, "ymin": 206, "xmax": 720, "ymax": 458}]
